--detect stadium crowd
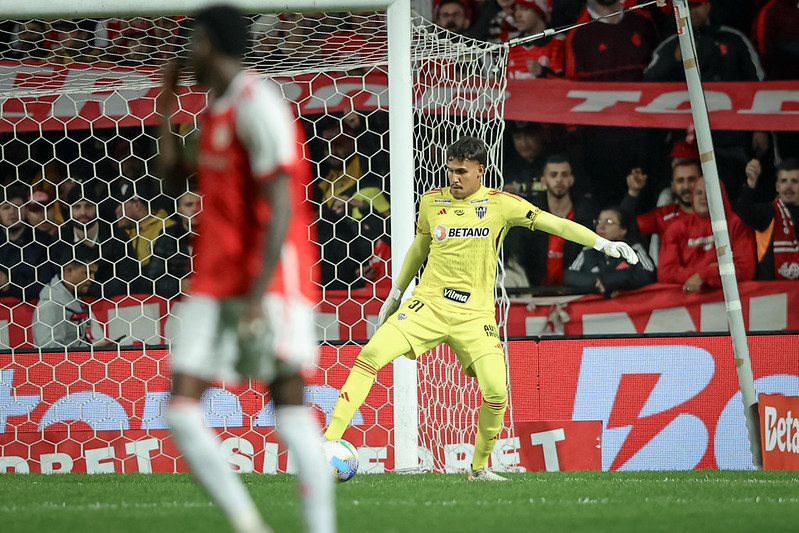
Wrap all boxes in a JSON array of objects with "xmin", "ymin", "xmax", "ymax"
[{"xmin": 0, "ymin": 1, "xmax": 796, "ymax": 348}]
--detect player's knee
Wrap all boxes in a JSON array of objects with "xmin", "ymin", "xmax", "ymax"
[
  {"xmin": 479, "ymin": 378, "xmax": 507, "ymax": 409},
  {"xmin": 355, "ymin": 343, "xmax": 391, "ymax": 375},
  {"xmin": 481, "ymin": 391, "xmax": 507, "ymax": 412}
]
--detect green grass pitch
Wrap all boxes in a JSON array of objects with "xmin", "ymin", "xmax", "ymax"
[{"xmin": 1, "ymin": 471, "xmax": 798, "ymax": 532}]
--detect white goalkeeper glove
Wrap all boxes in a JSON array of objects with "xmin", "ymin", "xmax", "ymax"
[
  {"xmin": 377, "ymin": 285, "xmax": 403, "ymax": 326},
  {"xmin": 594, "ymin": 237, "xmax": 639, "ymax": 265}
]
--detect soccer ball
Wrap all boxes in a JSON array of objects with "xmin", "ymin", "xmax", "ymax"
[{"xmin": 322, "ymin": 439, "xmax": 359, "ymax": 482}]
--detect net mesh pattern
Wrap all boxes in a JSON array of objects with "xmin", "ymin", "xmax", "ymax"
[{"xmin": 0, "ymin": 11, "xmax": 513, "ymax": 473}]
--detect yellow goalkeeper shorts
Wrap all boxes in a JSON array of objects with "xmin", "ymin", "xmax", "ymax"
[{"xmin": 383, "ymin": 296, "xmax": 504, "ymax": 376}]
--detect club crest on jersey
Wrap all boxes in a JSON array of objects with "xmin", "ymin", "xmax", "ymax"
[
  {"xmin": 433, "ymin": 225, "xmax": 491, "ymax": 242},
  {"xmin": 212, "ymin": 123, "xmax": 232, "ymax": 149},
  {"xmin": 475, "ymin": 206, "xmax": 487, "ymax": 219}
]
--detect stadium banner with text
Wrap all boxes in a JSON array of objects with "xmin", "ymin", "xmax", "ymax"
[
  {"xmin": 2, "ymin": 334, "xmax": 798, "ymax": 473},
  {"xmin": 759, "ymin": 393, "xmax": 799, "ymax": 470},
  {"xmin": 1, "ymin": 61, "xmax": 797, "ymax": 132}
]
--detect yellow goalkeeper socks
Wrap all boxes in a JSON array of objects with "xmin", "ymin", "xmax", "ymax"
[
  {"xmin": 324, "ymin": 357, "xmax": 378, "ymax": 440},
  {"xmin": 471, "ymin": 397, "xmax": 507, "ymax": 470}
]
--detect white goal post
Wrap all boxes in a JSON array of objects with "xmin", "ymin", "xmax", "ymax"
[{"xmin": 1, "ymin": 0, "xmax": 511, "ymax": 474}]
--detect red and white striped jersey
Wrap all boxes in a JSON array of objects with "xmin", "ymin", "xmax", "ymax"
[{"xmin": 193, "ymin": 71, "xmax": 318, "ymax": 303}]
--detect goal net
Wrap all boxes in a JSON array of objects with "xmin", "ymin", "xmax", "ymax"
[{"xmin": 0, "ymin": 6, "xmax": 512, "ymax": 474}]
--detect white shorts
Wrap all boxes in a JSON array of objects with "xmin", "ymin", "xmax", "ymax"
[{"xmin": 171, "ymin": 293, "xmax": 318, "ymax": 384}]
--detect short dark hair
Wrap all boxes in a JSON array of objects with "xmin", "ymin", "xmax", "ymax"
[
  {"xmin": 544, "ymin": 153, "xmax": 571, "ymax": 167},
  {"xmin": 672, "ymin": 158, "xmax": 702, "ymax": 176},
  {"xmin": 194, "ymin": 4, "xmax": 249, "ymax": 58},
  {"xmin": 598, "ymin": 205, "xmax": 633, "ymax": 231},
  {"xmin": 436, "ymin": 0, "xmax": 468, "ymax": 16},
  {"xmin": 777, "ymin": 158, "xmax": 799, "ymax": 174},
  {"xmin": 446, "ymin": 136, "xmax": 487, "ymax": 166}
]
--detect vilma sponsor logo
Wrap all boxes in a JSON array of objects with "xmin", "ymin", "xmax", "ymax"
[
  {"xmin": 764, "ymin": 406, "xmax": 799, "ymax": 454},
  {"xmin": 433, "ymin": 225, "xmax": 491, "ymax": 242},
  {"xmin": 443, "ymin": 288, "xmax": 471, "ymax": 304}
]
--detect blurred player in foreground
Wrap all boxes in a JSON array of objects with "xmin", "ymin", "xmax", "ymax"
[
  {"xmin": 324, "ymin": 136, "xmax": 639, "ymax": 480},
  {"xmin": 158, "ymin": 5, "xmax": 333, "ymax": 533}
]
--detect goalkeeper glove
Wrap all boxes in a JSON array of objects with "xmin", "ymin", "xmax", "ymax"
[
  {"xmin": 377, "ymin": 285, "xmax": 403, "ymax": 326},
  {"xmin": 593, "ymin": 237, "xmax": 639, "ymax": 265}
]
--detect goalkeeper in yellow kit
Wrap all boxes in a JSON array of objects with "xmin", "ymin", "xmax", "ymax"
[{"xmin": 324, "ymin": 136, "xmax": 638, "ymax": 480}]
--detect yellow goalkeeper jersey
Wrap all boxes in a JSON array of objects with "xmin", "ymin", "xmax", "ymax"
[{"xmin": 414, "ymin": 185, "xmax": 542, "ymax": 313}]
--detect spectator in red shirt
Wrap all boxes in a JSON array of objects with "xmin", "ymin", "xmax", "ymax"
[
  {"xmin": 621, "ymin": 158, "xmax": 702, "ymax": 264},
  {"xmin": 507, "ymin": 0, "xmax": 563, "ymax": 79},
  {"xmin": 658, "ymin": 177, "xmax": 755, "ymax": 293}
]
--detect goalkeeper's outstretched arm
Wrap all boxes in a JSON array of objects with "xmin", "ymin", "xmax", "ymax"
[
  {"xmin": 377, "ymin": 234, "xmax": 432, "ymax": 325},
  {"xmin": 534, "ymin": 210, "xmax": 640, "ymax": 265}
]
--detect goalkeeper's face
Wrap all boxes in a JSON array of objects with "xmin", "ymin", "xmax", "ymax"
[{"xmin": 446, "ymin": 158, "xmax": 484, "ymax": 199}]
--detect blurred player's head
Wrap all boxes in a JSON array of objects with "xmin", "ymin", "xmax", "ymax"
[
  {"xmin": 541, "ymin": 154, "xmax": 574, "ymax": 200},
  {"xmin": 190, "ymin": 4, "xmax": 249, "ymax": 86},
  {"xmin": 671, "ymin": 159, "xmax": 701, "ymax": 209},
  {"xmin": 776, "ymin": 158, "xmax": 799, "ymax": 206},
  {"xmin": 446, "ymin": 137, "xmax": 486, "ymax": 199}
]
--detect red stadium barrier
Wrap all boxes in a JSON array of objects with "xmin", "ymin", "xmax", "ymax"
[
  {"xmin": 1, "ymin": 61, "xmax": 795, "ymax": 132},
  {"xmin": 2, "ymin": 334, "xmax": 797, "ymax": 473},
  {"xmin": 319, "ymin": 281, "xmax": 799, "ymax": 341},
  {"xmin": 2, "ymin": 282, "xmax": 797, "ymax": 348}
]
